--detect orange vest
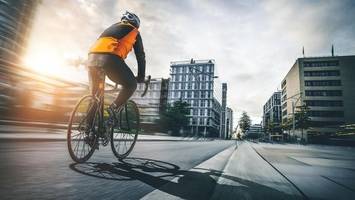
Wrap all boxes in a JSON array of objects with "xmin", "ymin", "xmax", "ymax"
[{"xmin": 89, "ymin": 24, "xmax": 138, "ymax": 59}]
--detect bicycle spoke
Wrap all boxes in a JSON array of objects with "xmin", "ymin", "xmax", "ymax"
[{"xmin": 68, "ymin": 95, "xmax": 98, "ymax": 162}]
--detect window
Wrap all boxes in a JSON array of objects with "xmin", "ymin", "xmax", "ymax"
[
  {"xmin": 303, "ymin": 60, "xmax": 339, "ymax": 67},
  {"xmin": 304, "ymin": 100, "xmax": 343, "ymax": 107},
  {"xmin": 193, "ymin": 100, "xmax": 198, "ymax": 107},
  {"xmin": 282, "ymin": 102, "xmax": 287, "ymax": 109},
  {"xmin": 187, "ymin": 91, "xmax": 192, "ymax": 98},
  {"xmin": 281, "ymin": 80, "xmax": 287, "ymax": 88},
  {"xmin": 305, "ymin": 90, "xmax": 342, "ymax": 96},
  {"xmin": 193, "ymin": 109, "xmax": 198, "ymax": 115},
  {"xmin": 304, "ymin": 70, "xmax": 340, "ymax": 77},
  {"xmin": 282, "ymin": 110, "xmax": 287, "ymax": 116},
  {"xmin": 309, "ymin": 111, "xmax": 344, "ymax": 118},
  {"xmin": 305, "ymin": 80, "xmax": 341, "ymax": 86}
]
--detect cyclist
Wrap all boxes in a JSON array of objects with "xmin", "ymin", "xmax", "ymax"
[{"xmin": 87, "ymin": 11, "xmax": 146, "ymax": 120}]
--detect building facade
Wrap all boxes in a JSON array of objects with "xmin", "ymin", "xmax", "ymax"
[
  {"xmin": 130, "ymin": 78, "xmax": 169, "ymax": 132},
  {"xmin": 0, "ymin": 0, "xmax": 40, "ymax": 64},
  {"xmin": 168, "ymin": 59, "xmax": 222, "ymax": 137},
  {"xmin": 281, "ymin": 55, "xmax": 355, "ymax": 140},
  {"xmin": 220, "ymin": 83, "xmax": 227, "ymax": 138},
  {"xmin": 226, "ymin": 107, "xmax": 233, "ymax": 139},
  {"xmin": 263, "ymin": 91, "xmax": 282, "ymax": 139},
  {"xmin": 246, "ymin": 124, "xmax": 263, "ymax": 138}
]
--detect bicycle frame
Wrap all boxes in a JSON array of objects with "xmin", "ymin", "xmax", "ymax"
[
  {"xmin": 90, "ymin": 67, "xmax": 134, "ymax": 137},
  {"xmin": 89, "ymin": 67, "xmax": 106, "ymax": 137}
]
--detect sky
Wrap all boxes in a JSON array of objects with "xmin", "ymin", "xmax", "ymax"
[{"xmin": 24, "ymin": 0, "xmax": 355, "ymax": 125}]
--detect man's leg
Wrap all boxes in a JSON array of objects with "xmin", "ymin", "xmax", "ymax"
[{"xmin": 104, "ymin": 56, "xmax": 137, "ymax": 109}]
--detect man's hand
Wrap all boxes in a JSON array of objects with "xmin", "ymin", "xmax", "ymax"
[{"xmin": 136, "ymin": 76, "xmax": 145, "ymax": 83}]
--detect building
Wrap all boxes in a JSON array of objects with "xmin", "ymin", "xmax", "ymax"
[
  {"xmin": 130, "ymin": 78, "xmax": 169, "ymax": 132},
  {"xmin": 263, "ymin": 91, "xmax": 282, "ymax": 140},
  {"xmin": 168, "ymin": 59, "xmax": 222, "ymax": 137},
  {"xmin": 281, "ymin": 55, "xmax": 355, "ymax": 141},
  {"xmin": 245, "ymin": 124, "xmax": 263, "ymax": 138},
  {"xmin": 220, "ymin": 83, "xmax": 227, "ymax": 138},
  {"xmin": 0, "ymin": 59, "xmax": 91, "ymax": 122},
  {"xmin": 226, "ymin": 107, "xmax": 233, "ymax": 139},
  {"xmin": 0, "ymin": 0, "xmax": 40, "ymax": 64}
]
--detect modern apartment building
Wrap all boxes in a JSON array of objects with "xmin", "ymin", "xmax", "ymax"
[
  {"xmin": 130, "ymin": 78, "xmax": 169, "ymax": 132},
  {"xmin": 281, "ymin": 55, "xmax": 355, "ymax": 140},
  {"xmin": 168, "ymin": 59, "xmax": 222, "ymax": 137},
  {"xmin": 263, "ymin": 91, "xmax": 282, "ymax": 128},
  {"xmin": 0, "ymin": 0, "xmax": 40, "ymax": 64}
]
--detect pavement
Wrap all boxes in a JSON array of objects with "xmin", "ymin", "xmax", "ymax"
[
  {"xmin": 0, "ymin": 125, "xmax": 212, "ymax": 142},
  {"xmin": 1, "ymin": 126, "xmax": 355, "ymax": 199}
]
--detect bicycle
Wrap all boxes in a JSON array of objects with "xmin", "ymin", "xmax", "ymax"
[{"xmin": 67, "ymin": 66, "xmax": 151, "ymax": 163}]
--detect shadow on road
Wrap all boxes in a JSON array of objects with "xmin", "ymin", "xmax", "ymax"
[{"xmin": 69, "ymin": 157, "xmax": 301, "ymax": 200}]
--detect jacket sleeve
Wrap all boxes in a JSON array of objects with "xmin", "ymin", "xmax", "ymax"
[{"xmin": 133, "ymin": 33, "xmax": 146, "ymax": 82}]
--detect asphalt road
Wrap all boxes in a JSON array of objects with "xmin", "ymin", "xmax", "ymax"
[
  {"xmin": 1, "ymin": 138, "xmax": 355, "ymax": 200},
  {"xmin": 0, "ymin": 140, "xmax": 235, "ymax": 200},
  {"xmin": 253, "ymin": 142, "xmax": 355, "ymax": 200}
]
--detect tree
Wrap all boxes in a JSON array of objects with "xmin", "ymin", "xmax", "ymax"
[
  {"xmin": 238, "ymin": 111, "xmax": 251, "ymax": 134},
  {"xmin": 294, "ymin": 104, "xmax": 311, "ymax": 142},
  {"xmin": 267, "ymin": 121, "xmax": 282, "ymax": 135},
  {"xmin": 281, "ymin": 118, "xmax": 292, "ymax": 141},
  {"xmin": 161, "ymin": 100, "xmax": 190, "ymax": 136}
]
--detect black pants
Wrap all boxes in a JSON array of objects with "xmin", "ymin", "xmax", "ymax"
[{"xmin": 87, "ymin": 53, "xmax": 137, "ymax": 107}]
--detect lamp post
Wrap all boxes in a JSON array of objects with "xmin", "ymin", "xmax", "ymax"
[{"xmin": 188, "ymin": 65, "xmax": 218, "ymax": 138}]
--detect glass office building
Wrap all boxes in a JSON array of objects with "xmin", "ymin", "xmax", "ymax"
[{"xmin": 0, "ymin": 0, "xmax": 40, "ymax": 64}]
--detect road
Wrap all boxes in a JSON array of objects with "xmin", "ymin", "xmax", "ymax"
[
  {"xmin": 0, "ymin": 138, "xmax": 355, "ymax": 200},
  {"xmin": 0, "ymin": 139, "xmax": 234, "ymax": 200}
]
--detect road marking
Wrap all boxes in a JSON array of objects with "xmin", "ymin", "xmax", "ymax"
[
  {"xmin": 251, "ymin": 144, "xmax": 309, "ymax": 200},
  {"xmin": 140, "ymin": 145, "xmax": 236, "ymax": 200}
]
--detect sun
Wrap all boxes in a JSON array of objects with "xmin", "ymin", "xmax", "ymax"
[
  {"xmin": 22, "ymin": 46, "xmax": 88, "ymax": 83},
  {"xmin": 23, "ymin": 51, "xmax": 64, "ymax": 76}
]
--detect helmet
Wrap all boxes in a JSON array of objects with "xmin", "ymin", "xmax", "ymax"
[{"xmin": 121, "ymin": 11, "xmax": 140, "ymax": 28}]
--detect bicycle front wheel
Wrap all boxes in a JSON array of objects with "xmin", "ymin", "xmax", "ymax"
[
  {"xmin": 111, "ymin": 100, "xmax": 139, "ymax": 159},
  {"xmin": 67, "ymin": 95, "xmax": 98, "ymax": 163}
]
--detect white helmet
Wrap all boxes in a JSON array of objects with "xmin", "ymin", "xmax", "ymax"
[{"xmin": 121, "ymin": 11, "xmax": 140, "ymax": 28}]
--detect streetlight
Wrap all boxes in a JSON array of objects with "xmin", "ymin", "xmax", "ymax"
[{"xmin": 188, "ymin": 65, "xmax": 218, "ymax": 138}]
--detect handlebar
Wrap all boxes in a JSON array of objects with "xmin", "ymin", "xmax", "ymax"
[{"xmin": 141, "ymin": 75, "xmax": 151, "ymax": 97}]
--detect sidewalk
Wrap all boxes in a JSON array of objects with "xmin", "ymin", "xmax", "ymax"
[
  {"xmin": 0, "ymin": 124, "xmax": 214, "ymax": 142},
  {"xmin": 0, "ymin": 119, "xmax": 67, "ymax": 129}
]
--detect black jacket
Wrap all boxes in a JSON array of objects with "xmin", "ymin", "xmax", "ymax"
[{"xmin": 100, "ymin": 22, "xmax": 146, "ymax": 80}]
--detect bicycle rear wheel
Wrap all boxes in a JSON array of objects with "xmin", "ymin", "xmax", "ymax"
[
  {"xmin": 67, "ymin": 95, "xmax": 98, "ymax": 163},
  {"xmin": 110, "ymin": 100, "xmax": 139, "ymax": 159}
]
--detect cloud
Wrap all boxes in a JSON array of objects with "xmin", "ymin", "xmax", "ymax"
[{"xmin": 26, "ymin": 0, "xmax": 355, "ymax": 126}]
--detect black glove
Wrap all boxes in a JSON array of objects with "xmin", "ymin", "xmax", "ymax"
[{"xmin": 136, "ymin": 76, "xmax": 145, "ymax": 83}]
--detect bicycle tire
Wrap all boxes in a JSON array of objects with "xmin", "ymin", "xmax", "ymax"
[
  {"xmin": 110, "ymin": 100, "xmax": 139, "ymax": 159},
  {"xmin": 67, "ymin": 95, "xmax": 98, "ymax": 163}
]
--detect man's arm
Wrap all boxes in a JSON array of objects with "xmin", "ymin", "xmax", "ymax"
[{"xmin": 133, "ymin": 33, "xmax": 146, "ymax": 83}]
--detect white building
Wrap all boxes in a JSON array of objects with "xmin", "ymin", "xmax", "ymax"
[
  {"xmin": 130, "ymin": 78, "xmax": 169, "ymax": 132},
  {"xmin": 168, "ymin": 59, "xmax": 222, "ymax": 137}
]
